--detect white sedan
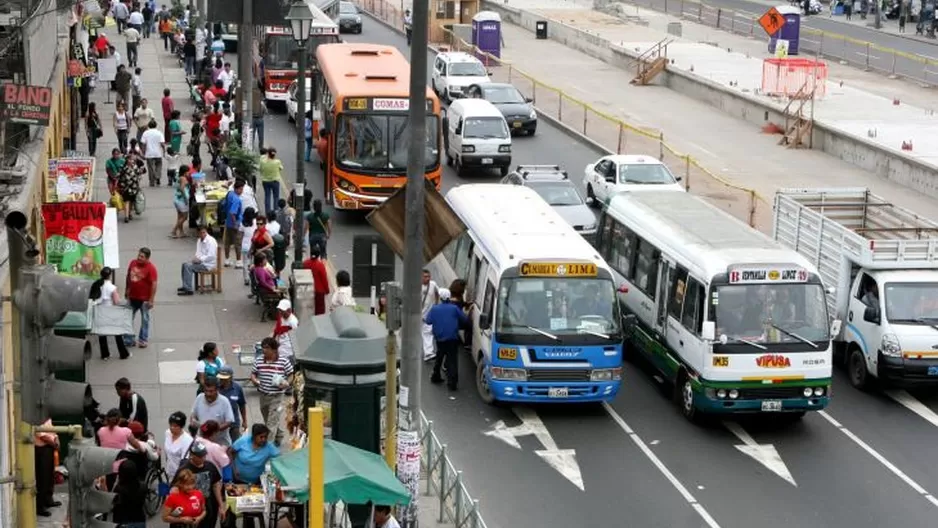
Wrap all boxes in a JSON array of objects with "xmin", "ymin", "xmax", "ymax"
[
  {"xmin": 583, "ymin": 154, "xmax": 684, "ymax": 206},
  {"xmin": 286, "ymin": 80, "xmax": 313, "ymax": 123}
]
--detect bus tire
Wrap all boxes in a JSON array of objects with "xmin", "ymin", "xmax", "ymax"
[
  {"xmin": 848, "ymin": 347, "xmax": 872, "ymax": 391},
  {"xmin": 476, "ymin": 355, "xmax": 497, "ymax": 406},
  {"xmin": 675, "ymin": 371, "xmax": 701, "ymax": 423}
]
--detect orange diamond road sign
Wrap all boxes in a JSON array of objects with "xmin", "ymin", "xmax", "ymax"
[{"xmin": 758, "ymin": 7, "xmax": 785, "ymax": 36}]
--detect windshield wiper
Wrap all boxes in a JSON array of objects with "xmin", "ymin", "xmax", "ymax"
[
  {"xmin": 770, "ymin": 324, "xmax": 819, "ymax": 348},
  {"xmin": 723, "ymin": 336, "xmax": 767, "ymax": 351},
  {"xmin": 578, "ymin": 328, "xmax": 610, "ymax": 339},
  {"xmin": 524, "ymin": 325, "xmax": 558, "ymax": 340},
  {"xmin": 914, "ymin": 317, "xmax": 938, "ymax": 332}
]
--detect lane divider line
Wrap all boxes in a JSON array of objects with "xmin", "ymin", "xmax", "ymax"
[
  {"xmin": 818, "ymin": 410, "xmax": 938, "ymax": 509},
  {"xmin": 885, "ymin": 389, "xmax": 938, "ymax": 429},
  {"xmin": 603, "ymin": 402, "xmax": 722, "ymax": 528}
]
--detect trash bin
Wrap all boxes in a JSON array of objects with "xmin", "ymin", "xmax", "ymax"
[{"xmin": 535, "ymin": 20, "xmax": 548, "ymax": 39}]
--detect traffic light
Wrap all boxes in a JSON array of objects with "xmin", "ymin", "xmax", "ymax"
[
  {"xmin": 6, "ymin": 211, "xmax": 94, "ymax": 425},
  {"xmin": 65, "ymin": 437, "xmax": 120, "ymax": 528}
]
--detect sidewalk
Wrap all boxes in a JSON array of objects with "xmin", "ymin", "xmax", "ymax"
[{"xmin": 66, "ymin": 27, "xmax": 449, "ymax": 527}]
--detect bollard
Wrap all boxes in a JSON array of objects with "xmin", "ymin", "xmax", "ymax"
[
  {"xmin": 469, "ymin": 500, "xmax": 481, "ymax": 528},
  {"xmin": 582, "ymin": 106, "xmax": 588, "ymax": 135},
  {"xmin": 658, "ymin": 132, "xmax": 665, "ymax": 161},
  {"xmin": 748, "ymin": 190, "xmax": 757, "ymax": 228},
  {"xmin": 865, "ymin": 42, "xmax": 871, "ymax": 71},
  {"xmin": 717, "ymin": 8, "xmax": 722, "ymax": 28},
  {"xmin": 891, "ymin": 51, "xmax": 897, "ymax": 76},
  {"xmin": 684, "ymin": 155, "xmax": 691, "ymax": 191},
  {"xmin": 558, "ymin": 93, "xmax": 563, "ymax": 122},
  {"xmin": 617, "ymin": 123, "xmax": 624, "ymax": 154}
]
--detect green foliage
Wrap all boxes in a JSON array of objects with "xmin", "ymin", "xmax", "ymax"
[{"xmin": 224, "ymin": 137, "xmax": 260, "ymax": 179}]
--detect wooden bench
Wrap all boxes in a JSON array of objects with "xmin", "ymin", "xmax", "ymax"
[{"xmin": 195, "ymin": 246, "xmax": 223, "ymax": 293}]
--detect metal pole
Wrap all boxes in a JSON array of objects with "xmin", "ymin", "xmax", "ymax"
[
  {"xmin": 400, "ymin": 0, "xmax": 430, "ymax": 522},
  {"xmin": 874, "ymin": 0, "xmax": 882, "ymax": 29},
  {"xmin": 307, "ymin": 407, "xmax": 324, "ymax": 528},
  {"xmin": 294, "ymin": 39, "xmax": 308, "ymax": 267},
  {"xmin": 239, "ymin": 0, "xmax": 254, "ymax": 150},
  {"xmin": 384, "ymin": 329, "xmax": 398, "ymax": 468}
]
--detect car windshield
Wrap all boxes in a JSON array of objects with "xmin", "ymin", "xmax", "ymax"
[
  {"xmin": 464, "ymin": 117, "xmax": 508, "ymax": 139},
  {"xmin": 527, "ymin": 181, "xmax": 584, "ymax": 206},
  {"xmin": 265, "ymin": 34, "xmax": 338, "ymax": 69},
  {"xmin": 484, "ymin": 86, "xmax": 525, "ymax": 104},
  {"xmin": 335, "ymin": 114, "xmax": 440, "ymax": 173},
  {"xmin": 884, "ymin": 282, "xmax": 938, "ymax": 323},
  {"xmin": 450, "ymin": 61, "xmax": 487, "ymax": 76},
  {"xmin": 617, "ymin": 163, "xmax": 677, "ymax": 185},
  {"xmin": 496, "ymin": 277, "xmax": 619, "ymax": 338},
  {"xmin": 714, "ymin": 284, "xmax": 830, "ymax": 350},
  {"xmin": 340, "ymin": 3, "xmax": 357, "ymax": 13}
]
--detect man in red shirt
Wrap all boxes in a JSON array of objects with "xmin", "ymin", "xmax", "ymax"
[
  {"xmin": 124, "ymin": 247, "xmax": 158, "ymax": 349},
  {"xmin": 209, "ymin": 80, "xmax": 227, "ymax": 101},
  {"xmin": 204, "ymin": 104, "xmax": 222, "ymax": 142},
  {"xmin": 302, "ymin": 246, "xmax": 330, "ymax": 315},
  {"xmin": 161, "ymin": 88, "xmax": 174, "ymax": 138}
]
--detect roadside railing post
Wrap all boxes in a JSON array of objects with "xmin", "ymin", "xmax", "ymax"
[
  {"xmin": 532, "ymin": 79, "xmax": 537, "ymax": 104},
  {"xmin": 438, "ymin": 445, "xmax": 447, "ymax": 522},
  {"xmin": 891, "ymin": 51, "xmax": 897, "ymax": 76},
  {"xmin": 424, "ymin": 422, "xmax": 435, "ymax": 496},
  {"xmin": 470, "ymin": 500, "xmax": 480, "ymax": 528},
  {"xmin": 582, "ymin": 105, "xmax": 588, "ymax": 135},
  {"xmin": 865, "ymin": 42, "xmax": 871, "ymax": 71},
  {"xmin": 558, "ymin": 93, "xmax": 563, "ymax": 122},
  {"xmin": 697, "ymin": 2, "xmax": 702, "ymax": 22},
  {"xmin": 507, "ymin": 64, "xmax": 513, "ymax": 83},
  {"xmin": 454, "ymin": 472, "xmax": 464, "ymax": 525},
  {"xmin": 716, "ymin": 8, "xmax": 722, "ymax": 28},
  {"xmin": 617, "ymin": 123, "xmax": 624, "ymax": 154},
  {"xmin": 749, "ymin": 190, "xmax": 757, "ymax": 228},
  {"xmin": 680, "ymin": 0, "xmax": 685, "ymax": 16},
  {"xmin": 684, "ymin": 155, "xmax": 691, "ymax": 191},
  {"xmin": 658, "ymin": 132, "xmax": 665, "ymax": 161}
]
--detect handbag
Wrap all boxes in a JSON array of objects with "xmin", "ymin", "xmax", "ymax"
[{"xmin": 91, "ymin": 304, "xmax": 135, "ymax": 336}]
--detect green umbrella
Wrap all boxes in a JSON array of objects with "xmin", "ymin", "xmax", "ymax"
[{"xmin": 270, "ymin": 439, "xmax": 412, "ymax": 505}]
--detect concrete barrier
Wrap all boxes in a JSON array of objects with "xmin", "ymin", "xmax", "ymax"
[{"xmin": 481, "ymin": 1, "xmax": 938, "ymax": 199}]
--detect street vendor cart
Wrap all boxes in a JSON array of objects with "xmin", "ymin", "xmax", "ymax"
[{"xmin": 194, "ymin": 179, "xmax": 232, "ymax": 236}]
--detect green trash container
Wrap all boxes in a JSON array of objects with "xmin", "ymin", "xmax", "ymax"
[
  {"xmin": 273, "ymin": 233, "xmax": 288, "ymax": 273},
  {"xmin": 53, "ymin": 309, "xmax": 92, "ymax": 383}
]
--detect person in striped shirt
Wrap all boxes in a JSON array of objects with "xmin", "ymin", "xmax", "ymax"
[{"xmin": 250, "ymin": 337, "xmax": 294, "ymax": 446}]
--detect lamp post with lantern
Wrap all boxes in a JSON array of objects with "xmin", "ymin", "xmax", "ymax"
[{"xmin": 286, "ymin": 0, "xmax": 314, "ymax": 268}]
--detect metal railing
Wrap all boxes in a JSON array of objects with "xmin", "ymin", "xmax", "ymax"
[
  {"xmin": 356, "ymin": 0, "xmax": 769, "ymax": 229},
  {"xmin": 623, "ymin": 0, "xmax": 938, "ymax": 86},
  {"xmin": 420, "ymin": 412, "xmax": 489, "ymax": 528}
]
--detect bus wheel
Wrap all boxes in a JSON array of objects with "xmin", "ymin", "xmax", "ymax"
[
  {"xmin": 476, "ymin": 358, "xmax": 497, "ymax": 405},
  {"xmin": 848, "ymin": 347, "xmax": 872, "ymax": 390},
  {"xmin": 675, "ymin": 372, "xmax": 700, "ymax": 422}
]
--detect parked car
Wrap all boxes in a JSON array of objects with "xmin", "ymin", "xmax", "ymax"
[
  {"xmin": 286, "ymin": 79, "xmax": 312, "ymax": 123},
  {"xmin": 583, "ymin": 154, "xmax": 684, "ymax": 206},
  {"xmin": 337, "ymin": 1, "xmax": 363, "ymax": 33},
  {"xmin": 432, "ymin": 52, "xmax": 491, "ymax": 103},
  {"xmin": 500, "ymin": 165, "xmax": 597, "ymax": 240},
  {"xmin": 466, "ymin": 83, "xmax": 536, "ymax": 136}
]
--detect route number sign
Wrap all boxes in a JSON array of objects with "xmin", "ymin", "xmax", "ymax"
[{"xmin": 758, "ymin": 7, "xmax": 785, "ymax": 37}]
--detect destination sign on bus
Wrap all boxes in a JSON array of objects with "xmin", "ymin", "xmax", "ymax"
[
  {"xmin": 343, "ymin": 97, "xmax": 434, "ymax": 112},
  {"xmin": 728, "ymin": 267, "xmax": 808, "ymax": 284},
  {"xmin": 519, "ymin": 262, "xmax": 597, "ymax": 277}
]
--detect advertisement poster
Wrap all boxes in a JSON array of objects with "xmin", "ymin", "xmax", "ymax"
[
  {"xmin": 47, "ymin": 158, "xmax": 95, "ymax": 203},
  {"xmin": 41, "ymin": 202, "xmax": 106, "ymax": 278}
]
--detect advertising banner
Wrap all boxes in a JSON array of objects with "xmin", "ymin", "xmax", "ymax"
[
  {"xmin": 0, "ymin": 83, "xmax": 53, "ymax": 126},
  {"xmin": 47, "ymin": 158, "xmax": 95, "ymax": 203},
  {"xmin": 41, "ymin": 202, "xmax": 107, "ymax": 278}
]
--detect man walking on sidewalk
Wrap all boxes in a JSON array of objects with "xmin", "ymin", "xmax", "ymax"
[
  {"xmin": 112, "ymin": 0, "xmax": 130, "ymax": 34},
  {"xmin": 131, "ymin": 67, "xmax": 143, "ymax": 114},
  {"xmin": 420, "ymin": 269, "xmax": 440, "ymax": 361},
  {"xmin": 250, "ymin": 337, "xmax": 294, "ymax": 446},
  {"xmin": 134, "ymin": 97, "xmax": 154, "ymax": 142},
  {"xmin": 141, "ymin": 120, "xmax": 166, "ymax": 186},
  {"xmin": 124, "ymin": 247, "xmax": 158, "ymax": 349},
  {"xmin": 114, "ymin": 65, "xmax": 132, "ymax": 108},
  {"xmin": 252, "ymin": 87, "xmax": 266, "ymax": 149},
  {"xmin": 403, "ymin": 9, "xmax": 413, "ymax": 45},
  {"xmin": 161, "ymin": 88, "xmax": 174, "ymax": 138},
  {"xmin": 124, "ymin": 25, "xmax": 141, "ymax": 67}
]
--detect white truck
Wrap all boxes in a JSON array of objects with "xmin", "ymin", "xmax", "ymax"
[{"xmin": 774, "ymin": 188, "xmax": 938, "ymax": 390}]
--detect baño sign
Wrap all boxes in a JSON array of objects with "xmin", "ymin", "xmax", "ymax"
[{"xmin": 0, "ymin": 83, "xmax": 53, "ymax": 126}]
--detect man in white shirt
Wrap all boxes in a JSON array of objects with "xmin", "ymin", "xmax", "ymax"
[
  {"xmin": 195, "ymin": 25, "xmax": 206, "ymax": 63},
  {"xmin": 179, "ymin": 226, "xmax": 218, "ymax": 295},
  {"xmin": 218, "ymin": 62, "xmax": 235, "ymax": 93},
  {"xmin": 374, "ymin": 504, "xmax": 401, "ymax": 528},
  {"xmin": 112, "ymin": 1, "xmax": 130, "ymax": 34},
  {"xmin": 219, "ymin": 104, "xmax": 233, "ymax": 140},
  {"xmin": 124, "ymin": 26, "xmax": 140, "ymax": 67},
  {"xmin": 139, "ymin": 120, "xmax": 166, "ymax": 186},
  {"xmin": 421, "ymin": 269, "xmax": 440, "ymax": 361},
  {"xmin": 128, "ymin": 6, "xmax": 145, "ymax": 32}
]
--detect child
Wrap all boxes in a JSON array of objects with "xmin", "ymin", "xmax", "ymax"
[{"xmin": 165, "ymin": 146, "xmax": 181, "ymax": 186}]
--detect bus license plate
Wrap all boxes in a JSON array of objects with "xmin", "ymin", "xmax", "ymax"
[
  {"xmin": 928, "ymin": 366, "xmax": 938, "ymax": 376},
  {"xmin": 761, "ymin": 400, "xmax": 782, "ymax": 412},
  {"xmin": 548, "ymin": 387, "xmax": 569, "ymax": 398},
  {"xmin": 481, "ymin": 158, "xmax": 493, "ymax": 164}
]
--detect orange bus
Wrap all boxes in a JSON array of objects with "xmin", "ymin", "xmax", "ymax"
[
  {"xmin": 316, "ymin": 43, "xmax": 442, "ymax": 210},
  {"xmin": 252, "ymin": 1, "xmax": 339, "ymax": 107}
]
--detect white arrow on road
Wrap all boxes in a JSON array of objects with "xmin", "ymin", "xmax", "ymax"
[
  {"xmin": 886, "ymin": 390, "xmax": 938, "ymax": 428},
  {"xmin": 484, "ymin": 408, "xmax": 585, "ymax": 491},
  {"xmin": 723, "ymin": 421, "xmax": 797, "ymax": 487}
]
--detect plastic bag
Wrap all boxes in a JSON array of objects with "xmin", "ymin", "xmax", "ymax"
[
  {"xmin": 110, "ymin": 192, "xmax": 124, "ymax": 210},
  {"xmin": 134, "ymin": 191, "xmax": 146, "ymax": 215}
]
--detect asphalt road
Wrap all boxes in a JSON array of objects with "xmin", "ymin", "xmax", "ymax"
[
  {"xmin": 629, "ymin": 0, "xmax": 938, "ymax": 81},
  {"xmin": 260, "ymin": 15, "xmax": 938, "ymax": 528}
]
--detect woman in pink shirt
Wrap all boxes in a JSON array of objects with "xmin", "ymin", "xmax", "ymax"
[
  {"xmin": 98, "ymin": 408, "xmax": 143, "ymax": 451},
  {"xmin": 198, "ymin": 420, "xmax": 232, "ymax": 481}
]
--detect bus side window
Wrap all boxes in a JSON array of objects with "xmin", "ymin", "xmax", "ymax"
[
  {"xmin": 681, "ymin": 278, "xmax": 704, "ymax": 334},
  {"xmin": 610, "ymin": 221, "xmax": 635, "ymax": 279},
  {"xmin": 467, "ymin": 256, "xmax": 482, "ymax": 301},
  {"xmin": 597, "ymin": 214, "xmax": 614, "ymax": 257},
  {"xmin": 442, "ymin": 235, "xmax": 460, "ymax": 266},
  {"xmin": 668, "ymin": 266, "xmax": 689, "ymax": 320},
  {"xmin": 482, "ymin": 280, "xmax": 496, "ymax": 325},
  {"xmin": 454, "ymin": 234, "xmax": 474, "ymax": 279},
  {"xmin": 474, "ymin": 261, "xmax": 489, "ymax": 304},
  {"xmin": 633, "ymin": 239, "xmax": 660, "ymax": 298}
]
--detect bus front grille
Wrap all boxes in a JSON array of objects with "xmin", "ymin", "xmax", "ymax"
[
  {"xmin": 360, "ymin": 186, "xmax": 400, "ymax": 196},
  {"xmin": 527, "ymin": 369, "xmax": 591, "ymax": 382},
  {"xmin": 738, "ymin": 386, "xmax": 807, "ymax": 399}
]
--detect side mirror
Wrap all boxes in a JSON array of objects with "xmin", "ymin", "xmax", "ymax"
[
  {"xmin": 701, "ymin": 321, "xmax": 716, "ymax": 341},
  {"xmin": 524, "ymin": 97, "xmax": 533, "ymax": 103},
  {"xmin": 863, "ymin": 305, "xmax": 881, "ymax": 325},
  {"xmin": 617, "ymin": 283, "xmax": 629, "ymax": 294},
  {"xmin": 479, "ymin": 313, "xmax": 491, "ymax": 330},
  {"xmin": 830, "ymin": 319, "xmax": 842, "ymax": 338},
  {"xmin": 455, "ymin": 125, "xmax": 462, "ymax": 135},
  {"xmin": 585, "ymin": 196, "xmax": 594, "ymax": 206}
]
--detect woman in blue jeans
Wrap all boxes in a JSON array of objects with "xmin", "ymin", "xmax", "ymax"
[{"xmin": 259, "ymin": 147, "xmax": 284, "ymax": 214}]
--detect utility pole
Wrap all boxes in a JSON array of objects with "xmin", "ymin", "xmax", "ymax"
[
  {"xmin": 383, "ymin": 282, "xmax": 402, "ymax": 468},
  {"xmin": 874, "ymin": 0, "xmax": 882, "ymax": 29},
  {"xmin": 399, "ymin": 0, "xmax": 430, "ymax": 523},
  {"xmin": 238, "ymin": 0, "xmax": 254, "ymax": 150}
]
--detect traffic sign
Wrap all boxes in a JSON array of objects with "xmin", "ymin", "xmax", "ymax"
[{"xmin": 758, "ymin": 7, "xmax": 785, "ymax": 36}]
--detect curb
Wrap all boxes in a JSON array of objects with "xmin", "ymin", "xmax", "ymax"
[{"xmin": 359, "ymin": 9, "xmax": 613, "ymax": 157}]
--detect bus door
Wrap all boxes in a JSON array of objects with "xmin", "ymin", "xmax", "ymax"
[
  {"xmin": 476, "ymin": 276, "xmax": 497, "ymax": 364},
  {"xmin": 470, "ymin": 260, "xmax": 489, "ymax": 358},
  {"xmin": 650, "ymin": 258, "xmax": 674, "ymax": 373}
]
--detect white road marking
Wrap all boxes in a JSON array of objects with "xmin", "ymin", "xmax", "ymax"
[
  {"xmin": 885, "ymin": 390, "xmax": 938, "ymax": 429},
  {"xmin": 722, "ymin": 421, "xmax": 797, "ymax": 487},
  {"xmin": 603, "ymin": 403, "xmax": 722, "ymax": 528},
  {"xmin": 483, "ymin": 408, "xmax": 585, "ymax": 491},
  {"xmin": 818, "ymin": 410, "xmax": 938, "ymax": 509}
]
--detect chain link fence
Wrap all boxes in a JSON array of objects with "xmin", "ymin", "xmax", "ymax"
[
  {"xmin": 356, "ymin": 0, "xmax": 770, "ymax": 229},
  {"xmin": 623, "ymin": 0, "xmax": 938, "ymax": 86}
]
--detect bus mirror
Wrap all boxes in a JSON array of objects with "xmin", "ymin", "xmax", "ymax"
[
  {"xmin": 701, "ymin": 321, "xmax": 716, "ymax": 341},
  {"xmin": 479, "ymin": 313, "xmax": 491, "ymax": 330},
  {"xmin": 617, "ymin": 283, "xmax": 628, "ymax": 294}
]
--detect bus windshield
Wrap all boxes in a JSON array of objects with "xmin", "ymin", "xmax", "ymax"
[
  {"xmin": 335, "ymin": 114, "xmax": 440, "ymax": 173},
  {"xmin": 265, "ymin": 34, "xmax": 337, "ymax": 70},
  {"xmin": 496, "ymin": 277, "xmax": 619, "ymax": 340},
  {"xmin": 714, "ymin": 284, "xmax": 830, "ymax": 349}
]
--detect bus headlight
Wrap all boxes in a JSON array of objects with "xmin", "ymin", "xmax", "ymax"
[
  {"xmin": 728, "ymin": 389, "xmax": 739, "ymax": 399},
  {"xmin": 490, "ymin": 367, "xmax": 526, "ymax": 381},
  {"xmin": 803, "ymin": 387, "xmax": 813, "ymax": 398},
  {"xmin": 813, "ymin": 387, "xmax": 825, "ymax": 397},
  {"xmin": 337, "ymin": 179, "xmax": 358, "ymax": 193},
  {"xmin": 881, "ymin": 334, "xmax": 902, "ymax": 358},
  {"xmin": 716, "ymin": 389, "xmax": 727, "ymax": 399},
  {"xmin": 498, "ymin": 144, "xmax": 511, "ymax": 153},
  {"xmin": 590, "ymin": 368, "xmax": 622, "ymax": 382},
  {"xmin": 461, "ymin": 145, "xmax": 475, "ymax": 153}
]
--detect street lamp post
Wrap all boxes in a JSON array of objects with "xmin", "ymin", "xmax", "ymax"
[{"xmin": 286, "ymin": 0, "xmax": 314, "ymax": 268}]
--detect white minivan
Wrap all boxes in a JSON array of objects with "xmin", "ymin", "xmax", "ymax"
[{"xmin": 444, "ymin": 99, "xmax": 512, "ymax": 177}]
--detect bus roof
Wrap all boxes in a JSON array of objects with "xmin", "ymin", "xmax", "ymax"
[
  {"xmin": 446, "ymin": 184, "xmax": 608, "ymax": 274},
  {"xmin": 605, "ymin": 191, "xmax": 815, "ymax": 280},
  {"xmin": 317, "ymin": 43, "xmax": 435, "ymax": 100}
]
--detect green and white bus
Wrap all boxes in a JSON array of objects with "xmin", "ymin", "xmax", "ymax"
[{"xmin": 595, "ymin": 191, "xmax": 837, "ymax": 421}]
